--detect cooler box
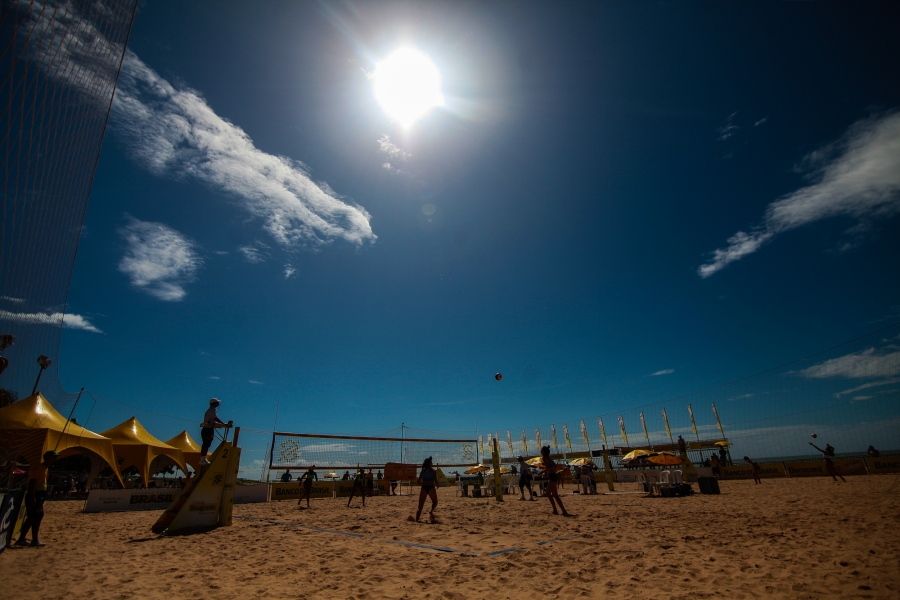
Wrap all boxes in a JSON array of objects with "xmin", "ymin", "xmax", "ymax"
[{"xmin": 698, "ymin": 477, "xmax": 720, "ymax": 494}]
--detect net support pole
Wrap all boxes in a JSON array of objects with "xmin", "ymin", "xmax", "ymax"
[
  {"xmin": 601, "ymin": 445, "xmax": 615, "ymax": 492},
  {"xmin": 491, "ymin": 437, "xmax": 503, "ymax": 502}
]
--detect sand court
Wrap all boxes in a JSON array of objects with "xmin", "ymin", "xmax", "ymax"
[{"xmin": 4, "ymin": 476, "xmax": 899, "ymax": 599}]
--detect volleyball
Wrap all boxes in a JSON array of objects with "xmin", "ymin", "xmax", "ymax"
[
  {"xmin": 495, "ymin": 373, "xmax": 502, "ymax": 381},
  {"xmin": 811, "ymin": 433, "xmax": 817, "ymax": 438}
]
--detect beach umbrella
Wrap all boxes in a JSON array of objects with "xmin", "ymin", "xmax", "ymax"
[
  {"xmin": 525, "ymin": 456, "xmax": 544, "ymax": 467},
  {"xmin": 714, "ymin": 441, "xmax": 730, "ymax": 447},
  {"xmin": 621, "ymin": 449, "xmax": 651, "ymax": 462},
  {"xmin": 484, "ymin": 466, "xmax": 511, "ymax": 476},
  {"xmin": 464, "ymin": 465, "xmax": 490, "ymax": 474},
  {"xmin": 568, "ymin": 457, "xmax": 596, "ymax": 467},
  {"xmin": 647, "ymin": 452, "xmax": 683, "ymax": 466},
  {"xmin": 325, "ymin": 472, "xmax": 339, "ymax": 479}
]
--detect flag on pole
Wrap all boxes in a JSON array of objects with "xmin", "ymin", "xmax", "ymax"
[
  {"xmin": 687, "ymin": 404, "xmax": 699, "ymax": 438},
  {"xmin": 712, "ymin": 402, "xmax": 725, "ymax": 438},
  {"xmin": 618, "ymin": 416, "xmax": 629, "ymax": 446},
  {"xmin": 598, "ymin": 418, "xmax": 608, "ymax": 445},
  {"xmin": 551, "ymin": 424, "xmax": 559, "ymax": 449},
  {"xmin": 640, "ymin": 411, "xmax": 650, "ymax": 445},
  {"xmin": 535, "ymin": 428, "xmax": 542, "ymax": 449},
  {"xmin": 563, "ymin": 424, "xmax": 572, "ymax": 449},
  {"xmin": 662, "ymin": 408, "xmax": 673, "ymax": 443},
  {"xmin": 580, "ymin": 420, "xmax": 589, "ymax": 447},
  {"xmin": 507, "ymin": 431, "xmax": 513, "ymax": 454},
  {"xmin": 521, "ymin": 430, "xmax": 528, "ymax": 453},
  {"xmin": 479, "ymin": 435, "xmax": 484, "ymax": 457}
]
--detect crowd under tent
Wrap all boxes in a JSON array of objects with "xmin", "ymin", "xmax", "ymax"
[
  {"xmin": 99, "ymin": 417, "xmax": 187, "ymax": 485},
  {"xmin": 0, "ymin": 393, "xmax": 123, "ymax": 487}
]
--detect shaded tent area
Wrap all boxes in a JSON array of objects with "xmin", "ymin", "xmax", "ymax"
[
  {"xmin": 165, "ymin": 430, "xmax": 202, "ymax": 472},
  {"xmin": 0, "ymin": 393, "xmax": 123, "ymax": 487},
  {"xmin": 100, "ymin": 418, "xmax": 187, "ymax": 486}
]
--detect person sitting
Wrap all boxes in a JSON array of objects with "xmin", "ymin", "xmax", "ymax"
[
  {"xmin": 281, "ymin": 469, "xmax": 293, "ymax": 483},
  {"xmin": 342, "ymin": 471, "xmax": 351, "ymax": 481},
  {"xmin": 867, "ymin": 446, "xmax": 880, "ymax": 458}
]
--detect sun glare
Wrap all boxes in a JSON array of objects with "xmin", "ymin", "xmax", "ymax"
[{"xmin": 373, "ymin": 48, "xmax": 443, "ymax": 128}]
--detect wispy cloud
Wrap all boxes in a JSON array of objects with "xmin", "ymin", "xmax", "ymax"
[
  {"xmin": 754, "ymin": 117, "xmax": 768, "ymax": 127},
  {"xmin": 208, "ymin": 376, "xmax": 220, "ymax": 380},
  {"xmin": 378, "ymin": 134, "xmax": 412, "ymax": 173},
  {"xmin": 238, "ymin": 244, "xmax": 268, "ymax": 264},
  {"xmin": 112, "ymin": 52, "xmax": 376, "ymax": 250},
  {"xmin": 717, "ymin": 112, "xmax": 739, "ymax": 141},
  {"xmin": 1, "ymin": 296, "xmax": 26, "ymax": 304},
  {"xmin": 118, "ymin": 217, "xmax": 202, "ymax": 301},
  {"xmin": 248, "ymin": 380, "xmax": 264, "ymax": 385},
  {"xmin": 0, "ymin": 311, "xmax": 102, "ymax": 333},
  {"xmin": 284, "ymin": 264, "xmax": 296, "ymax": 279},
  {"xmin": 699, "ymin": 112, "xmax": 900, "ymax": 277},
  {"xmin": 727, "ymin": 393, "xmax": 754, "ymax": 401},
  {"xmin": 800, "ymin": 347, "xmax": 900, "ymax": 380},
  {"xmin": 652, "ymin": 369, "xmax": 675, "ymax": 376}
]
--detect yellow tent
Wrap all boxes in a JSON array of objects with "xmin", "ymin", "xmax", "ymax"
[
  {"xmin": 100, "ymin": 417, "xmax": 187, "ymax": 485},
  {"xmin": 0, "ymin": 393, "xmax": 123, "ymax": 487},
  {"xmin": 164, "ymin": 430, "xmax": 202, "ymax": 471}
]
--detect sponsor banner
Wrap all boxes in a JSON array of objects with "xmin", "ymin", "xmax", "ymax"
[
  {"xmin": 785, "ymin": 459, "xmax": 868, "ymax": 478},
  {"xmin": 721, "ymin": 463, "xmax": 787, "ymax": 480},
  {"xmin": 384, "ymin": 462, "xmax": 417, "ymax": 481},
  {"xmin": 334, "ymin": 479, "xmax": 390, "ymax": 497},
  {"xmin": 84, "ymin": 489, "xmax": 179, "ymax": 512},
  {"xmin": 234, "ymin": 483, "xmax": 269, "ymax": 504},
  {"xmin": 866, "ymin": 456, "xmax": 900, "ymax": 474},
  {"xmin": 271, "ymin": 481, "xmax": 333, "ymax": 500},
  {"xmin": 1, "ymin": 489, "xmax": 25, "ymax": 553}
]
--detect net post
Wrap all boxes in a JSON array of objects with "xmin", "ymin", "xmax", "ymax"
[
  {"xmin": 601, "ymin": 445, "xmax": 615, "ymax": 492},
  {"xmin": 491, "ymin": 438, "xmax": 503, "ymax": 502}
]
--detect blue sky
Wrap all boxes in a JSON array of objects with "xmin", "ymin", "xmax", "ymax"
[{"xmin": 50, "ymin": 2, "xmax": 900, "ymax": 438}]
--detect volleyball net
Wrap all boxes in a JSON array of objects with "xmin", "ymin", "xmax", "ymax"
[{"xmin": 268, "ymin": 430, "xmax": 478, "ymax": 471}]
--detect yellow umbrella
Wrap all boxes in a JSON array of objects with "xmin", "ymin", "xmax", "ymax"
[
  {"xmin": 647, "ymin": 452, "xmax": 683, "ymax": 466},
  {"xmin": 714, "ymin": 441, "xmax": 730, "ymax": 447},
  {"xmin": 525, "ymin": 456, "xmax": 544, "ymax": 466},
  {"xmin": 568, "ymin": 457, "xmax": 596, "ymax": 467},
  {"xmin": 325, "ymin": 472, "xmax": 339, "ymax": 479},
  {"xmin": 621, "ymin": 449, "xmax": 651, "ymax": 462},
  {"xmin": 464, "ymin": 465, "xmax": 490, "ymax": 474},
  {"xmin": 484, "ymin": 466, "xmax": 511, "ymax": 475}
]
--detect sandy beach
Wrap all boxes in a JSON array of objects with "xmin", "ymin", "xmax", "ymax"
[{"xmin": 4, "ymin": 476, "xmax": 899, "ymax": 599}]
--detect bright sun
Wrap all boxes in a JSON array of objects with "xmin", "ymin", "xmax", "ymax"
[{"xmin": 373, "ymin": 48, "xmax": 443, "ymax": 128}]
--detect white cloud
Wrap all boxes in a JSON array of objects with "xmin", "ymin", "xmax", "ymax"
[
  {"xmin": 378, "ymin": 135, "xmax": 412, "ymax": 174},
  {"xmin": 1, "ymin": 297, "xmax": 26, "ymax": 304},
  {"xmin": 112, "ymin": 52, "xmax": 376, "ymax": 250},
  {"xmin": 238, "ymin": 245, "xmax": 267, "ymax": 264},
  {"xmin": 0, "ymin": 311, "xmax": 102, "ymax": 333},
  {"xmin": 717, "ymin": 112, "xmax": 739, "ymax": 141},
  {"xmin": 284, "ymin": 264, "xmax": 296, "ymax": 279},
  {"xmin": 754, "ymin": 117, "xmax": 768, "ymax": 127},
  {"xmin": 248, "ymin": 380, "xmax": 264, "ymax": 385},
  {"xmin": 727, "ymin": 393, "xmax": 754, "ymax": 402},
  {"xmin": 208, "ymin": 376, "xmax": 220, "ymax": 380},
  {"xmin": 118, "ymin": 217, "xmax": 202, "ymax": 301},
  {"xmin": 799, "ymin": 347, "xmax": 900, "ymax": 380},
  {"xmin": 651, "ymin": 369, "xmax": 675, "ymax": 376},
  {"xmin": 699, "ymin": 112, "xmax": 900, "ymax": 277}
]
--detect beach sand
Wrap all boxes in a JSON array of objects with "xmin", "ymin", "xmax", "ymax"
[{"xmin": 4, "ymin": 476, "xmax": 899, "ymax": 599}]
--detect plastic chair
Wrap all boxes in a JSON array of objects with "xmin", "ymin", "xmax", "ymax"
[
  {"xmin": 672, "ymin": 470, "xmax": 684, "ymax": 484},
  {"xmin": 659, "ymin": 471, "xmax": 671, "ymax": 485},
  {"xmin": 643, "ymin": 471, "xmax": 661, "ymax": 495},
  {"xmin": 455, "ymin": 480, "xmax": 466, "ymax": 497}
]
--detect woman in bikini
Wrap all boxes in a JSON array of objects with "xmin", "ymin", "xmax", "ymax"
[
  {"xmin": 539, "ymin": 446, "xmax": 570, "ymax": 516},
  {"xmin": 416, "ymin": 457, "xmax": 439, "ymax": 522}
]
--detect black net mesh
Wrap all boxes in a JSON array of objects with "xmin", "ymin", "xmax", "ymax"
[{"xmin": 0, "ymin": 0, "xmax": 137, "ymax": 405}]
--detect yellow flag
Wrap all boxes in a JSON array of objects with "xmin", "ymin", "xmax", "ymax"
[
  {"xmin": 535, "ymin": 428, "xmax": 542, "ymax": 449},
  {"xmin": 687, "ymin": 404, "xmax": 698, "ymax": 437},
  {"xmin": 551, "ymin": 424, "xmax": 559, "ymax": 449},
  {"xmin": 640, "ymin": 411, "xmax": 650, "ymax": 445},
  {"xmin": 563, "ymin": 424, "xmax": 572, "ymax": 449},
  {"xmin": 521, "ymin": 430, "xmax": 527, "ymax": 453},
  {"xmin": 506, "ymin": 431, "xmax": 513, "ymax": 454},
  {"xmin": 712, "ymin": 403, "xmax": 725, "ymax": 438},
  {"xmin": 598, "ymin": 418, "xmax": 607, "ymax": 445},
  {"xmin": 479, "ymin": 435, "xmax": 484, "ymax": 457},
  {"xmin": 662, "ymin": 408, "xmax": 673, "ymax": 442},
  {"xmin": 580, "ymin": 420, "xmax": 589, "ymax": 447},
  {"xmin": 618, "ymin": 416, "xmax": 629, "ymax": 446}
]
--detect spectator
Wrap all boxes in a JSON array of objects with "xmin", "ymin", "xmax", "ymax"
[
  {"xmin": 709, "ymin": 454, "xmax": 720, "ymax": 478},
  {"xmin": 677, "ymin": 435, "xmax": 686, "ymax": 454},
  {"xmin": 281, "ymin": 469, "xmax": 293, "ymax": 483},
  {"xmin": 867, "ymin": 446, "xmax": 880, "ymax": 458}
]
